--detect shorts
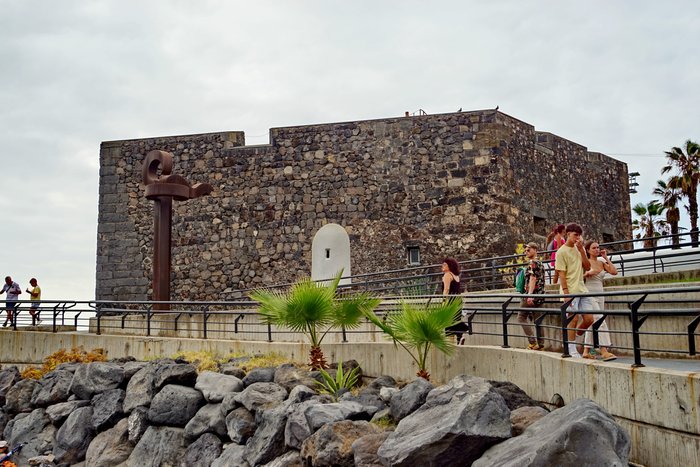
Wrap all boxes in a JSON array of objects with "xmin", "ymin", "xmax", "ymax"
[
  {"xmin": 29, "ymin": 301, "xmax": 40, "ymax": 310},
  {"xmin": 569, "ymin": 296, "xmax": 600, "ymax": 314},
  {"xmin": 5, "ymin": 301, "xmax": 17, "ymax": 311}
]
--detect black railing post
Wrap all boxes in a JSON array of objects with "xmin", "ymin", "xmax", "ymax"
[
  {"xmin": 629, "ymin": 294, "xmax": 649, "ymax": 367},
  {"xmin": 467, "ymin": 310, "xmax": 477, "ymax": 335},
  {"xmin": 267, "ymin": 322, "xmax": 273, "ymax": 342},
  {"xmin": 560, "ymin": 299, "xmax": 574, "ymax": 358},
  {"xmin": 688, "ymin": 314, "xmax": 700, "ymax": 356},
  {"xmin": 501, "ymin": 297, "xmax": 513, "ymax": 348},
  {"xmin": 341, "ymin": 325, "xmax": 347, "ymax": 343},
  {"xmin": 146, "ymin": 305, "xmax": 152, "ymax": 336},
  {"xmin": 202, "ymin": 305, "xmax": 209, "ymax": 339},
  {"xmin": 53, "ymin": 304, "xmax": 59, "ymax": 333},
  {"xmin": 11, "ymin": 306, "xmax": 20, "ymax": 331},
  {"xmin": 534, "ymin": 308, "xmax": 548, "ymax": 346},
  {"xmin": 95, "ymin": 303, "xmax": 102, "ymax": 335},
  {"xmin": 234, "ymin": 314, "xmax": 244, "ymax": 334}
]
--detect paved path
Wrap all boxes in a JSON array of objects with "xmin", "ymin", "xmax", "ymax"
[{"xmin": 612, "ymin": 356, "xmax": 699, "ymax": 372}]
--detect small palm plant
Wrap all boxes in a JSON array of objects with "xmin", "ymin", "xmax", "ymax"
[
  {"xmin": 316, "ymin": 360, "xmax": 361, "ymax": 401},
  {"xmin": 249, "ymin": 271, "xmax": 381, "ymax": 370},
  {"xmin": 362, "ymin": 297, "xmax": 463, "ymax": 381}
]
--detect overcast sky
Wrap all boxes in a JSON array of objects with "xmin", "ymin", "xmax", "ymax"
[{"xmin": 1, "ymin": 1, "xmax": 698, "ymax": 302}]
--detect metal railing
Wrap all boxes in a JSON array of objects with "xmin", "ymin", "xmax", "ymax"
[
  {"xmin": 225, "ymin": 231, "xmax": 700, "ymax": 298},
  {"xmin": 4, "ymin": 285, "xmax": 697, "ymax": 368}
]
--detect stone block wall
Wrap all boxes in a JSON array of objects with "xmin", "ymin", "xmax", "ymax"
[{"xmin": 96, "ymin": 111, "xmax": 630, "ymax": 301}]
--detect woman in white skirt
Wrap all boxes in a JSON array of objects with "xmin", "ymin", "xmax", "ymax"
[{"xmin": 582, "ymin": 241, "xmax": 618, "ymax": 361}]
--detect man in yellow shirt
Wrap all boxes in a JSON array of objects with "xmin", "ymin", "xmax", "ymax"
[
  {"xmin": 555, "ymin": 223, "xmax": 597, "ymax": 358},
  {"xmin": 26, "ymin": 278, "xmax": 41, "ymax": 325}
]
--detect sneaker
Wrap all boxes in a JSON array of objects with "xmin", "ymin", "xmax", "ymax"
[
  {"xmin": 1, "ymin": 320, "xmax": 6, "ymax": 328},
  {"xmin": 36, "ymin": 318, "xmax": 42, "ymax": 325},
  {"xmin": 568, "ymin": 344, "xmax": 582, "ymax": 358}
]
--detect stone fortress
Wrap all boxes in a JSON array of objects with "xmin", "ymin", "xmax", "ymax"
[{"xmin": 96, "ymin": 109, "xmax": 631, "ymax": 301}]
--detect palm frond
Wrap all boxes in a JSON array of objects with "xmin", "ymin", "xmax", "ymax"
[{"xmin": 332, "ymin": 293, "xmax": 382, "ymax": 329}]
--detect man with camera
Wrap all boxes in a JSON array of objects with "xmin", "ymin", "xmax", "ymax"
[{"xmin": 1, "ymin": 276, "xmax": 21, "ymax": 327}]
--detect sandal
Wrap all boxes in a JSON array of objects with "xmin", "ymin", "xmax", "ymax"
[
  {"xmin": 582, "ymin": 354, "xmax": 596, "ymax": 360},
  {"xmin": 601, "ymin": 352, "xmax": 617, "ymax": 361}
]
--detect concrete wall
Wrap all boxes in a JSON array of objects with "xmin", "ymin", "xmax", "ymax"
[
  {"xmin": 0, "ymin": 331, "xmax": 696, "ymax": 467},
  {"xmin": 96, "ymin": 110, "xmax": 630, "ymax": 302}
]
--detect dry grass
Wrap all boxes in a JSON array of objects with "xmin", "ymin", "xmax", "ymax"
[{"xmin": 21, "ymin": 347, "xmax": 107, "ymax": 380}]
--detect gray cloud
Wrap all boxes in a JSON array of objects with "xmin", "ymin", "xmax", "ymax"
[{"xmin": 0, "ymin": 0, "xmax": 698, "ymax": 300}]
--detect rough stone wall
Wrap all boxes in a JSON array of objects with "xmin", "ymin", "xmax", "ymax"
[{"xmin": 96, "ymin": 111, "xmax": 630, "ymax": 301}]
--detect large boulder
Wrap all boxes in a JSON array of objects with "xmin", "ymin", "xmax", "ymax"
[
  {"xmin": 91, "ymin": 388, "xmax": 125, "ymax": 431},
  {"xmin": 234, "ymin": 382, "xmax": 288, "ymax": 413},
  {"xmin": 84, "ymin": 417, "xmax": 133, "ymax": 467},
  {"xmin": 352, "ymin": 431, "xmax": 392, "ymax": 467},
  {"xmin": 473, "ymin": 399, "xmax": 631, "ymax": 466},
  {"xmin": 219, "ymin": 363, "xmax": 246, "ymax": 379},
  {"xmin": 263, "ymin": 450, "xmax": 303, "ymax": 467},
  {"xmin": 0, "ymin": 409, "xmax": 8, "ymax": 435},
  {"xmin": 5, "ymin": 378, "xmax": 39, "ymax": 414},
  {"xmin": 301, "ymin": 420, "xmax": 382, "ymax": 467},
  {"xmin": 195, "ymin": 371, "xmax": 244, "ymax": 402},
  {"xmin": 510, "ymin": 406, "xmax": 548, "ymax": 436},
  {"xmin": 274, "ymin": 364, "xmax": 320, "ymax": 392},
  {"xmin": 285, "ymin": 399, "xmax": 324, "ymax": 450},
  {"xmin": 53, "ymin": 406, "xmax": 96, "ymax": 464},
  {"xmin": 359, "ymin": 375, "xmax": 397, "ymax": 396},
  {"xmin": 154, "ymin": 362, "xmax": 197, "ymax": 389},
  {"xmin": 304, "ymin": 400, "xmax": 373, "ymax": 432},
  {"xmin": 122, "ymin": 361, "xmax": 148, "ymax": 379},
  {"xmin": 46, "ymin": 400, "xmax": 90, "ymax": 425},
  {"xmin": 123, "ymin": 364, "xmax": 156, "ymax": 413},
  {"xmin": 377, "ymin": 375, "xmax": 511, "ymax": 466},
  {"xmin": 212, "ymin": 443, "xmax": 248, "ymax": 467},
  {"xmin": 182, "ymin": 433, "xmax": 223, "ymax": 467},
  {"xmin": 70, "ymin": 362, "xmax": 124, "ymax": 400},
  {"xmin": 125, "ymin": 425, "xmax": 186, "ymax": 467},
  {"xmin": 244, "ymin": 401, "xmax": 290, "ymax": 466},
  {"xmin": 242, "ymin": 367, "xmax": 276, "ymax": 386},
  {"xmin": 31, "ymin": 370, "xmax": 74, "ymax": 407},
  {"xmin": 148, "ymin": 384, "xmax": 204, "ymax": 426},
  {"xmin": 0, "ymin": 367, "xmax": 21, "ymax": 404},
  {"xmin": 389, "ymin": 377, "xmax": 433, "ymax": 421},
  {"xmin": 6, "ymin": 408, "xmax": 56, "ymax": 466},
  {"xmin": 185, "ymin": 403, "xmax": 227, "ymax": 440},
  {"xmin": 127, "ymin": 406, "xmax": 149, "ymax": 444},
  {"xmin": 488, "ymin": 380, "xmax": 548, "ymax": 411},
  {"xmin": 226, "ymin": 406, "xmax": 257, "ymax": 444}
]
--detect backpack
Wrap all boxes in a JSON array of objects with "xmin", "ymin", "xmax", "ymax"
[{"xmin": 514, "ymin": 267, "xmax": 527, "ymax": 293}]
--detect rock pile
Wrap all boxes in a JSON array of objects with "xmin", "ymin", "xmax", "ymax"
[{"xmin": 0, "ymin": 359, "xmax": 631, "ymax": 466}]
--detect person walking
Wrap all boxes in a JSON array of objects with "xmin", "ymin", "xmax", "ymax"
[
  {"xmin": 1, "ymin": 276, "xmax": 22, "ymax": 327},
  {"xmin": 517, "ymin": 242, "xmax": 546, "ymax": 350},
  {"xmin": 582, "ymin": 242, "xmax": 618, "ymax": 361},
  {"xmin": 546, "ymin": 224, "xmax": 566, "ymax": 284},
  {"xmin": 26, "ymin": 278, "xmax": 41, "ymax": 326},
  {"xmin": 555, "ymin": 223, "xmax": 597, "ymax": 358},
  {"xmin": 441, "ymin": 257, "xmax": 465, "ymax": 344}
]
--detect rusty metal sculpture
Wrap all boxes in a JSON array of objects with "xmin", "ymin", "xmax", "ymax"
[{"xmin": 142, "ymin": 150, "xmax": 213, "ymax": 308}]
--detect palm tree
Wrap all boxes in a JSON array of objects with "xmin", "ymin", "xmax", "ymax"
[
  {"xmin": 662, "ymin": 140, "xmax": 700, "ymax": 245},
  {"xmin": 249, "ymin": 272, "xmax": 381, "ymax": 369},
  {"xmin": 632, "ymin": 201, "xmax": 668, "ymax": 248},
  {"xmin": 361, "ymin": 297, "xmax": 463, "ymax": 381},
  {"xmin": 653, "ymin": 179, "xmax": 683, "ymax": 248}
]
